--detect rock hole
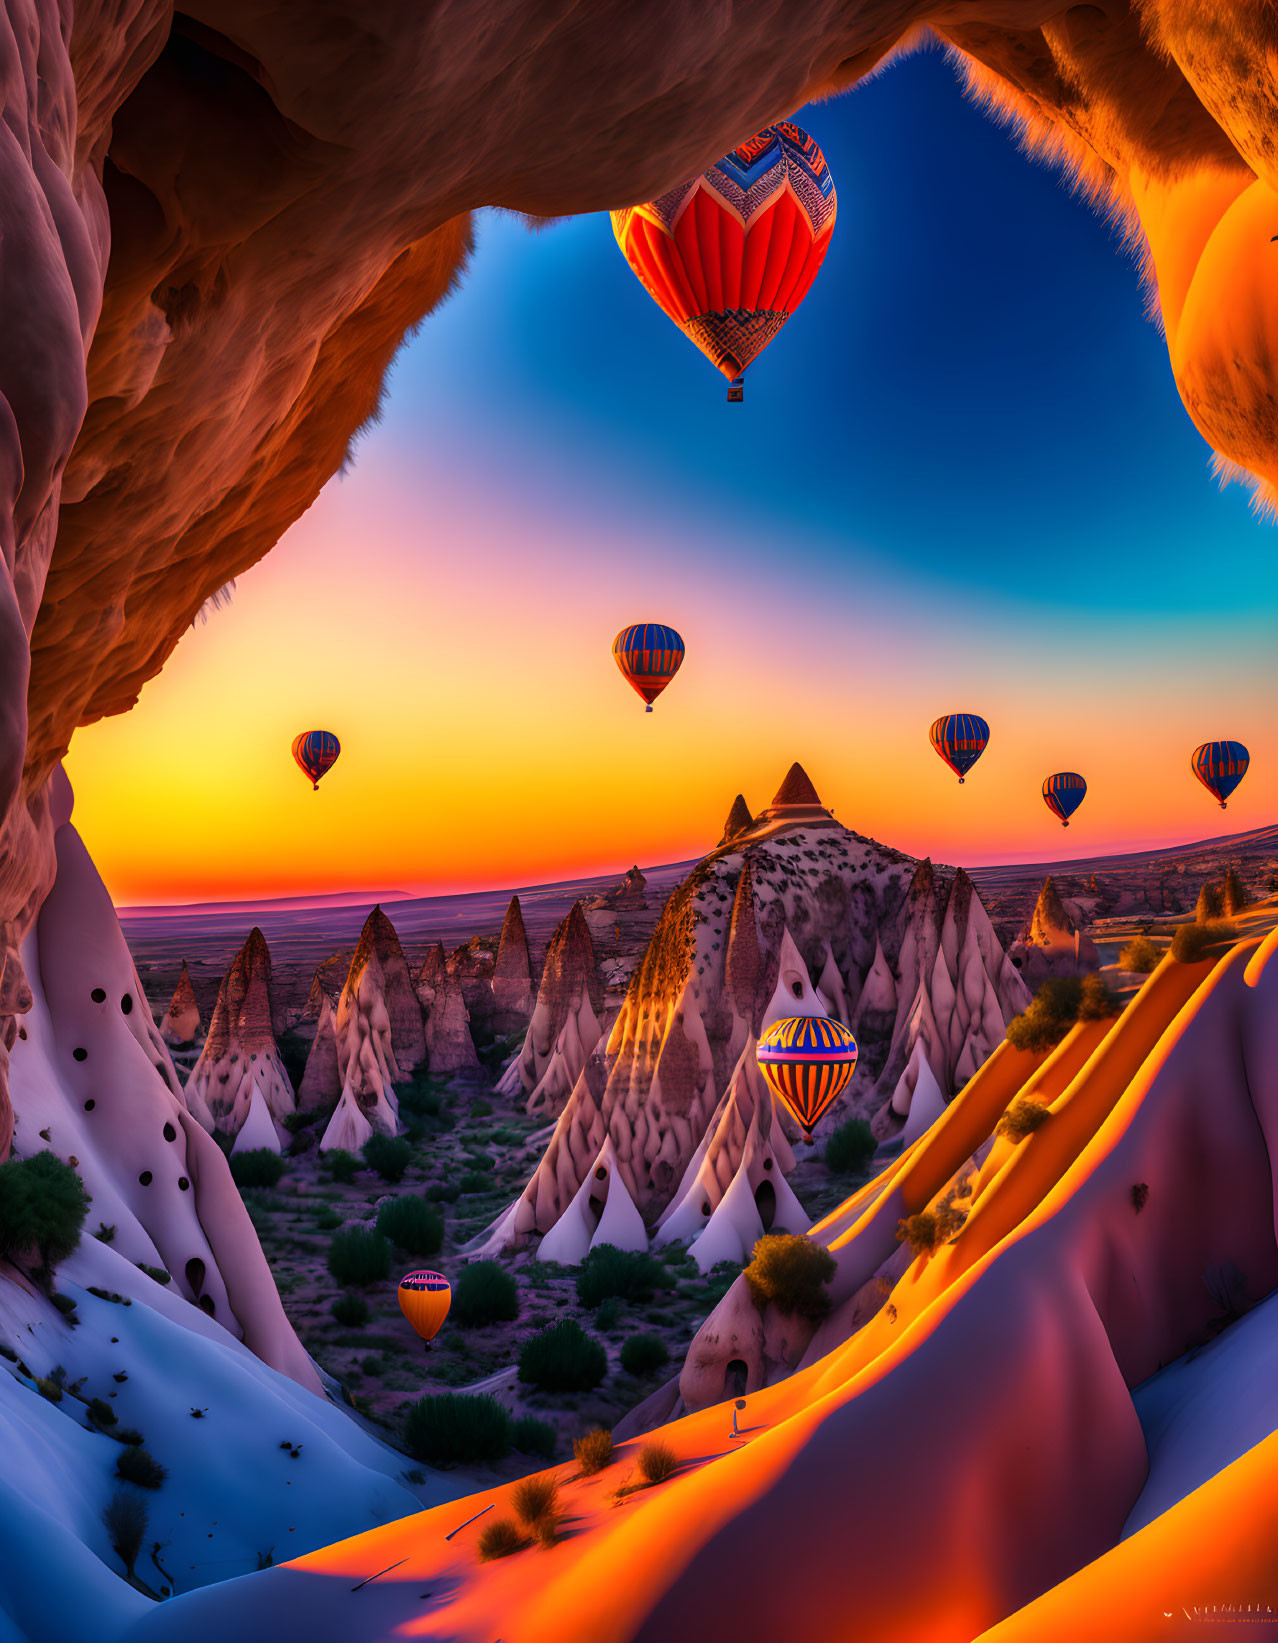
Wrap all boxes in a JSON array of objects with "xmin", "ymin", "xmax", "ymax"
[
  {"xmin": 73, "ymin": 1048, "xmax": 88, "ymax": 1062},
  {"xmin": 701, "ymin": 1200, "xmax": 711, "ymax": 1216},
  {"xmin": 139, "ymin": 1171, "xmax": 153, "ymax": 1186},
  {"xmin": 198, "ymin": 1294, "xmax": 216, "ymax": 1316},
  {"xmin": 121, "ymin": 995, "xmax": 133, "ymax": 1015},
  {"xmin": 585, "ymin": 1194, "xmax": 604, "ymax": 1229},
  {"xmin": 754, "ymin": 1179, "xmax": 777, "ymax": 1232},
  {"xmin": 594, "ymin": 1165, "xmax": 607, "ymax": 1181},
  {"xmin": 185, "ymin": 1258, "xmax": 206, "ymax": 1294},
  {"xmin": 791, "ymin": 982, "xmax": 803, "ymax": 998},
  {"xmin": 725, "ymin": 1359, "xmax": 748, "ymax": 1399},
  {"xmin": 762, "ymin": 1155, "xmax": 773, "ymax": 1171},
  {"xmin": 178, "ymin": 1177, "xmax": 190, "ymax": 1191},
  {"xmin": 163, "ymin": 1122, "xmax": 177, "ymax": 1143},
  {"xmin": 91, "ymin": 988, "xmax": 106, "ymax": 1003},
  {"xmin": 17, "ymin": 1027, "xmax": 26, "ymax": 1040},
  {"xmin": 84, "ymin": 1099, "xmax": 96, "ymax": 1112}
]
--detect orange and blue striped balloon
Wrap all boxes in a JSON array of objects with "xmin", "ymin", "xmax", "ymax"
[
  {"xmin": 397, "ymin": 1269, "xmax": 451, "ymax": 1348},
  {"xmin": 1191, "ymin": 740, "xmax": 1249, "ymax": 809},
  {"xmin": 1042, "ymin": 771, "xmax": 1086, "ymax": 827},
  {"xmin": 756, "ymin": 1015, "xmax": 858, "ymax": 1138},
  {"xmin": 291, "ymin": 729, "xmax": 340, "ymax": 791},
  {"xmin": 930, "ymin": 714, "xmax": 989, "ymax": 783},
  {"xmin": 613, "ymin": 623, "xmax": 685, "ymax": 712}
]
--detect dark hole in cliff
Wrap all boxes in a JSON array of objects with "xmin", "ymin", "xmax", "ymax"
[
  {"xmin": 198, "ymin": 1294, "xmax": 216, "ymax": 1316},
  {"xmin": 73, "ymin": 1048, "xmax": 87, "ymax": 1062},
  {"xmin": 121, "ymin": 995, "xmax": 133, "ymax": 1015},
  {"xmin": 84, "ymin": 1099, "xmax": 95, "ymax": 1112},
  {"xmin": 185, "ymin": 1257, "xmax": 206, "ymax": 1294},
  {"xmin": 91, "ymin": 988, "xmax": 106, "ymax": 1003},
  {"xmin": 725, "ymin": 1359, "xmax": 748, "ymax": 1399},
  {"xmin": 701, "ymin": 1200, "xmax": 711, "ymax": 1216},
  {"xmin": 17, "ymin": 1027, "xmax": 25, "ymax": 1040},
  {"xmin": 754, "ymin": 1179, "xmax": 777, "ymax": 1231},
  {"xmin": 163, "ymin": 1122, "xmax": 177, "ymax": 1143},
  {"xmin": 763, "ymin": 1155, "xmax": 773, "ymax": 1171},
  {"xmin": 594, "ymin": 1165, "xmax": 607, "ymax": 1181},
  {"xmin": 139, "ymin": 1171, "xmax": 153, "ymax": 1186},
  {"xmin": 585, "ymin": 1194, "xmax": 603, "ymax": 1229},
  {"xmin": 791, "ymin": 982, "xmax": 803, "ymax": 998},
  {"xmin": 178, "ymin": 1177, "xmax": 190, "ymax": 1191}
]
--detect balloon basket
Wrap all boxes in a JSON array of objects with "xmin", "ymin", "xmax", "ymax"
[
  {"xmin": 727, "ymin": 377, "xmax": 744, "ymax": 403},
  {"xmin": 645, "ymin": 704, "xmax": 653, "ymax": 714}
]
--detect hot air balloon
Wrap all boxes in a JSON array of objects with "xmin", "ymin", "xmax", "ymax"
[
  {"xmin": 613, "ymin": 623, "xmax": 685, "ymax": 711},
  {"xmin": 292, "ymin": 729, "xmax": 340, "ymax": 791},
  {"xmin": 1191, "ymin": 740, "xmax": 1250, "ymax": 809},
  {"xmin": 930, "ymin": 714, "xmax": 990, "ymax": 784},
  {"xmin": 397, "ymin": 1269, "xmax": 451, "ymax": 1349},
  {"xmin": 611, "ymin": 121, "xmax": 836, "ymax": 400},
  {"xmin": 756, "ymin": 1015, "xmax": 858, "ymax": 1140},
  {"xmin": 1043, "ymin": 772, "xmax": 1086, "ymax": 827}
]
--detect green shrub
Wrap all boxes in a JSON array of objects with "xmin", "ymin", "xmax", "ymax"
[
  {"xmin": 375, "ymin": 1195, "xmax": 444, "ymax": 1255},
  {"xmin": 458, "ymin": 1170, "xmax": 493, "ymax": 1195},
  {"xmin": 1195, "ymin": 880, "xmax": 1224, "ymax": 923},
  {"xmin": 453, "ymin": 1261, "xmax": 519, "ymax": 1327},
  {"xmin": 477, "ymin": 1517, "xmax": 526, "ymax": 1560},
  {"xmin": 510, "ymin": 1472, "xmax": 559, "ymax": 1530},
  {"xmin": 573, "ymin": 1426, "xmax": 614, "ymax": 1476},
  {"xmin": 575, "ymin": 1244, "xmax": 670, "ymax": 1309},
  {"xmin": 425, "ymin": 1180, "xmax": 461, "ymax": 1204},
  {"xmin": 136, "ymin": 1264, "xmax": 170, "ymax": 1286},
  {"xmin": 636, "ymin": 1441, "xmax": 678, "ymax": 1485},
  {"xmin": 403, "ymin": 1393, "xmax": 511, "ymax": 1466},
  {"xmin": 0, "ymin": 1152, "xmax": 88, "ymax": 1271},
  {"xmin": 1006, "ymin": 975, "xmax": 1120, "ymax": 1051},
  {"xmin": 512, "ymin": 1415, "xmax": 557, "ymax": 1459},
  {"xmin": 51, "ymin": 1291, "xmax": 80, "ymax": 1315},
  {"xmin": 324, "ymin": 1149, "xmax": 359, "ymax": 1183},
  {"xmin": 362, "ymin": 1134, "xmax": 413, "ymax": 1183},
  {"xmin": 518, "ymin": 1320, "xmax": 606, "ymax": 1393},
  {"xmin": 996, "ymin": 1097, "xmax": 1052, "ymax": 1142},
  {"xmin": 824, "ymin": 1118, "xmax": 876, "ymax": 1174},
  {"xmin": 743, "ymin": 1234, "xmax": 836, "ymax": 1319},
  {"xmin": 620, "ymin": 1332, "xmax": 669, "ymax": 1376},
  {"xmin": 594, "ymin": 1296, "xmax": 622, "ymax": 1330},
  {"xmin": 229, "ymin": 1149, "xmax": 284, "ymax": 1189},
  {"xmin": 1172, "ymin": 922, "xmax": 1234, "ymax": 962},
  {"xmin": 35, "ymin": 1376, "xmax": 62, "ymax": 1402},
  {"xmin": 88, "ymin": 1397, "xmax": 117, "ymax": 1426},
  {"xmin": 895, "ymin": 1211, "xmax": 939, "ymax": 1255},
  {"xmin": 101, "ymin": 1489, "xmax": 148, "ymax": 1578},
  {"xmin": 326, "ymin": 1228, "xmax": 391, "ymax": 1286},
  {"xmin": 1118, "ymin": 935, "xmax": 1159, "ymax": 973},
  {"xmin": 315, "ymin": 1206, "xmax": 344, "ymax": 1231},
  {"xmin": 115, "ymin": 1446, "xmax": 167, "ymax": 1489},
  {"xmin": 330, "ymin": 1293, "xmax": 370, "ymax": 1327}
]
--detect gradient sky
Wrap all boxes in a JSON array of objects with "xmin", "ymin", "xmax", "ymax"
[{"xmin": 67, "ymin": 44, "xmax": 1277, "ymax": 906}]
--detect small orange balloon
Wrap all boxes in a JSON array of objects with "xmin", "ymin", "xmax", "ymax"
[{"xmin": 398, "ymin": 1269, "xmax": 451, "ymax": 1346}]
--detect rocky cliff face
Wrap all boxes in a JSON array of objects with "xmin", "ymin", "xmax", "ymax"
[
  {"xmin": 481, "ymin": 766, "xmax": 1028, "ymax": 1265},
  {"xmin": 159, "ymin": 959, "xmax": 200, "ymax": 1044},
  {"xmin": 1007, "ymin": 874, "xmax": 1101, "ymax": 989},
  {"xmin": 497, "ymin": 900, "xmax": 605, "ymax": 1116},
  {"xmin": 185, "ymin": 927, "xmax": 294, "ymax": 1140}
]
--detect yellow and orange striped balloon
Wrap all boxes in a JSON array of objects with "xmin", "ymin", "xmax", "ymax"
[{"xmin": 756, "ymin": 1015, "xmax": 858, "ymax": 1138}]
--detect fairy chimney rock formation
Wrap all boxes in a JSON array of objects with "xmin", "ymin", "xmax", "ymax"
[
  {"xmin": 491, "ymin": 895, "xmax": 535, "ymax": 1036},
  {"xmin": 479, "ymin": 764, "xmax": 1031, "ymax": 1262},
  {"xmin": 186, "ymin": 929, "xmax": 294, "ymax": 1140},
  {"xmin": 498, "ymin": 900, "xmax": 605, "ymax": 1115},
  {"xmin": 719, "ymin": 793, "xmax": 755, "ymax": 846},
  {"xmin": 332, "ymin": 906, "xmax": 424, "ymax": 1133},
  {"xmin": 447, "ymin": 937, "xmax": 498, "ymax": 1035},
  {"xmin": 160, "ymin": 961, "xmax": 201, "ymax": 1045},
  {"xmin": 414, "ymin": 942, "xmax": 447, "ymax": 1010},
  {"xmin": 1008, "ymin": 875, "xmax": 1101, "ymax": 986},
  {"xmin": 424, "ymin": 969, "xmax": 482, "ymax": 1076},
  {"xmin": 298, "ymin": 995, "xmax": 341, "ymax": 1110}
]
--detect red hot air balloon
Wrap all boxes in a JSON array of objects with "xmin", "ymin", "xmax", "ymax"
[
  {"xmin": 611, "ymin": 122, "xmax": 836, "ymax": 400},
  {"xmin": 292, "ymin": 730, "xmax": 340, "ymax": 791}
]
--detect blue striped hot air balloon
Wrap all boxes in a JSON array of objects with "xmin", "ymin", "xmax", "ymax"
[
  {"xmin": 756, "ymin": 1015, "xmax": 858, "ymax": 1140},
  {"xmin": 292, "ymin": 729, "xmax": 340, "ymax": 791},
  {"xmin": 1042, "ymin": 771, "xmax": 1087, "ymax": 827},
  {"xmin": 613, "ymin": 623, "xmax": 685, "ymax": 711},
  {"xmin": 1191, "ymin": 740, "xmax": 1249, "ymax": 809},
  {"xmin": 930, "ymin": 714, "xmax": 989, "ymax": 783}
]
